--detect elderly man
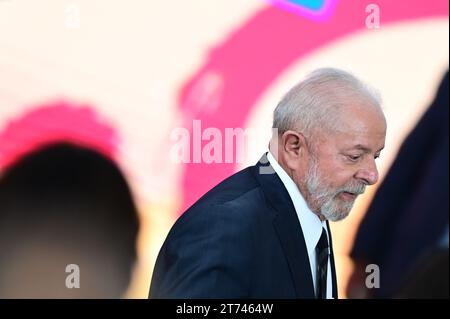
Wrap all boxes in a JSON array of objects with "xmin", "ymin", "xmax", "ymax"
[{"xmin": 150, "ymin": 68, "xmax": 386, "ymax": 299}]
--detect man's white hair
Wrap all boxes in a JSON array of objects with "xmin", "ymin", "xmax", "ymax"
[{"xmin": 273, "ymin": 68, "xmax": 382, "ymax": 140}]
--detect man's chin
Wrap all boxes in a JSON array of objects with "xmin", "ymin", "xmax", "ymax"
[
  {"xmin": 326, "ymin": 210, "xmax": 351, "ymax": 222},
  {"xmin": 322, "ymin": 201, "xmax": 353, "ymax": 221}
]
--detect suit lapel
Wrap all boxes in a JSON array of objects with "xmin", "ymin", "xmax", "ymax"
[
  {"xmin": 253, "ymin": 154, "xmax": 315, "ymax": 298},
  {"xmin": 326, "ymin": 221, "xmax": 338, "ymax": 299}
]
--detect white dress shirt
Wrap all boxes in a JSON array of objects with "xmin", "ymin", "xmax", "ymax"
[{"xmin": 267, "ymin": 151, "xmax": 333, "ymax": 299}]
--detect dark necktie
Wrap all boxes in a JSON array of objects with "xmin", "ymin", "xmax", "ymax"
[{"xmin": 316, "ymin": 227, "xmax": 329, "ymax": 299}]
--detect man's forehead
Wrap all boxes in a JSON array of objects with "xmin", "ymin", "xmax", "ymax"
[
  {"xmin": 335, "ymin": 107, "xmax": 387, "ymax": 138},
  {"xmin": 319, "ymin": 128, "xmax": 386, "ymax": 152}
]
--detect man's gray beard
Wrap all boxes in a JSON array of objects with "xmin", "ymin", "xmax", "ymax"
[{"xmin": 305, "ymin": 158, "xmax": 365, "ymax": 222}]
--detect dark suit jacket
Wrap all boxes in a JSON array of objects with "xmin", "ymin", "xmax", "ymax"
[{"xmin": 149, "ymin": 155, "xmax": 338, "ymax": 298}]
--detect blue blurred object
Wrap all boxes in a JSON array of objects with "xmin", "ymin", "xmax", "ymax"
[{"xmin": 286, "ymin": 0, "xmax": 326, "ymax": 11}]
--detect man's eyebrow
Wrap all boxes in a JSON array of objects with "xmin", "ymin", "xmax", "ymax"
[
  {"xmin": 376, "ymin": 146, "xmax": 385, "ymax": 153},
  {"xmin": 348, "ymin": 145, "xmax": 385, "ymax": 153}
]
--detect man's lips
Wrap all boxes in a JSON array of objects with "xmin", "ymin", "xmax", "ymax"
[{"xmin": 339, "ymin": 191, "xmax": 358, "ymax": 201}]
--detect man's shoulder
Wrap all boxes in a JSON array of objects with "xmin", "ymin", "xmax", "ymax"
[
  {"xmin": 179, "ymin": 164, "xmax": 272, "ymax": 223},
  {"xmin": 197, "ymin": 165, "xmax": 260, "ymax": 205}
]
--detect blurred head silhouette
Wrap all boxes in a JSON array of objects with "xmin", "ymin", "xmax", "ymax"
[{"xmin": 0, "ymin": 143, "xmax": 140, "ymax": 298}]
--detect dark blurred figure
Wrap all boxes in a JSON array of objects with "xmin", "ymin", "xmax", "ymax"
[
  {"xmin": 396, "ymin": 225, "xmax": 448, "ymax": 298},
  {"xmin": 0, "ymin": 143, "xmax": 140, "ymax": 298},
  {"xmin": 347, "ymin": 71, "xmax": 449, "ymax": 299}
]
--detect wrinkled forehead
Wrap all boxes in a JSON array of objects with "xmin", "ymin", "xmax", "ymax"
[
  {"xmin": 315, "ymin": 101, "xmax": 386, "ymax": 150},
  {"xmin": 334, "ymin": 97, "xmax": 386, "ymax": 131}
]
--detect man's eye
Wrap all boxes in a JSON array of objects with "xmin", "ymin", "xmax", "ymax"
[{"xmin": 347, "ymin": 155, "xmax": 361, "ymax": 161}]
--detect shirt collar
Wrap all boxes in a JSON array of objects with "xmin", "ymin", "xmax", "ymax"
[{"xmin": 267, "ymin": 151, "xmax": 326, "ymax": 258}]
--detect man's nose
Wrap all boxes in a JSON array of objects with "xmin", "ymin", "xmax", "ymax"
[{"xmin": 355, "ymin": 159, "xmax": 379, "ymax": 185}]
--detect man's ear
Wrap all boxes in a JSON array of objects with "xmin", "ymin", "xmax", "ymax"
[{"xmin": 281, "ymin": 130, "xmax": 308, "ymax": 170}]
